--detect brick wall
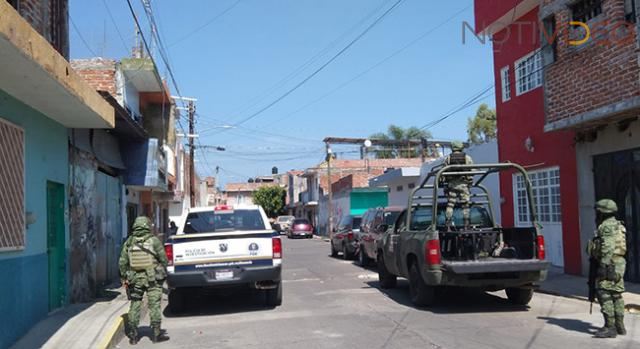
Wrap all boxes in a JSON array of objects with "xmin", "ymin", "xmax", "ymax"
[
  {"xmin": 543, "ymin": 0, "xmax": 640, "ymax": 124},
  {"xmin": 12, "ymin": 0, "xmax": 69, "ymax": 58},
  {"xmin": 71, "ymin": 58, "xmax": 118, "ymax": 96}
]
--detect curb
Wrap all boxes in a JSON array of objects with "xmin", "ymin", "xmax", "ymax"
[{"xmin": 97, "ymin": 315, "xmax": 125, "ymax": 349}]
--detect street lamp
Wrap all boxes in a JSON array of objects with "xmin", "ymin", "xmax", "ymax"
[{"xmin": 364, "ymin": 139, "xmax": 372, "ymax": 173}]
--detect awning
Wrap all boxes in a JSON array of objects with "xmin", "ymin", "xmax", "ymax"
[{"xmin": 0, "ymin": 2, "xmax": 113, "ymax": 128}]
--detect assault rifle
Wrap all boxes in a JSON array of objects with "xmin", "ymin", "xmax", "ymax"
[{"xmin": 588, "ymin": 256, "xmax": 599, "ymax": 314}]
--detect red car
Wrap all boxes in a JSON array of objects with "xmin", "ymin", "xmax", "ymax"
[{"xmin": 287, "ymin": 218, "xmax": 314, "ymax": 239}]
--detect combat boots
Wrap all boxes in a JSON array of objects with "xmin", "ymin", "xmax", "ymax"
[
  {"xmin": 151, "ymin": 325, "xmax": 170, "ymax": 343},
  {"xmin": 128, "ymin": 328, "xmax": 139, "ymax": 345},
  {"xmin": 615, "ymin": 316, "xmax": 626, "ymax": 335},
  {"xmin": 594, "ymin": 317, "xmax": 617, "ymax": 338}
]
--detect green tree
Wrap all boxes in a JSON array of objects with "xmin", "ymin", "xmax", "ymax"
[
  {"xmin": 369, "ymin": 125, "xmax": 432, "ymax": 158},
  {"xmin": 467, "ymin": 104, "xmax": 497, "ymax": 144},
  {"xmin": 252, "ymin": 185, "xmax": 287, "ymax": 218}
]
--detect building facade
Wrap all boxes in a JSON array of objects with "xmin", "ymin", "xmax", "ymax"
[
  {"xmin": 0, "ymin": 1, "xmax": 114, "ymax": 346},
  {"xmin": 540, "ymin": 0, "xmax": 640, "ymax": 280},
  {"xmin": 475, "ymin": 0, "xmax": 582, "ymax": 272}
]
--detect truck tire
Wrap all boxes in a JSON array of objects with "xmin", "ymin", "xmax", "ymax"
[
  {"xmin": 343, "ymin": 243, "xmax": 354, "ymax": 260},
  {"xmin": 330, "ymin": 242, "xmax": 338, "ymax": 257},
  {"xmin": 265, "ymin": 281, "xmax": 283, "ymax": 307},
  {"xmin": 358, "ymin": 245, "xmax": 371, "ymax": 266},
  {"xmin": 168, "ymin": 289, "xmax": 185, "ymax": 313},
  {"xmin": 505, "ymin": 287, "xmax": 534, "ymax": 305},
  {"xmin": 408, "ymin": 263, "xmax": 435, "ymax": 307},
  {"xmin": 377, "ymin": 253, "xmax": 397, "ymax": 289}
]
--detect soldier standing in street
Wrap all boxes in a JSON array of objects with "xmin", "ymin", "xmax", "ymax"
[
  {"xmin": 119, "ymin": 216, "xmax": 170, "ymax": 345},
  {"xmin": 587, "ymin": 199, "xmax": 627, "ymax": 338},
  {"xmin": 443, "ymin": 141, "xmax": 474, "ymax": 229}
]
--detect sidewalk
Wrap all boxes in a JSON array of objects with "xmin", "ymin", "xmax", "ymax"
[
  {"xmin": 538, "ymin": 266, "xmax": 640, "ymax": 309},
  {"xmin": 11, "ymin": 285, "xmax": 131, "ymax": 349}
]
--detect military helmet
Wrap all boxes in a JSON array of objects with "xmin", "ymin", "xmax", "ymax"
[
  {"xmin": 451, "ymin": 141, "xmax": 464, "ymax": 152},
  {"xmin": 595, "ymin": 199, "xmax": 618, "ymax": 214}
]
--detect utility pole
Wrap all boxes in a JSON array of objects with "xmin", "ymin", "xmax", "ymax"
[
  {"xmin": 326, "ymin": 142, "xmax": 333, "ymax": 235},
  {"xmin": 188, "ymin": 100, "xmax": 196, "ymax": 207}
]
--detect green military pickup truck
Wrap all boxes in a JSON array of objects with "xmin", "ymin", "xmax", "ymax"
[{"xmin": 376, "ymin": 163, "xmax": 549, "ymax": 307}]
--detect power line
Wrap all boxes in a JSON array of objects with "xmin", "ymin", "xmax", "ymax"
[
  {"xmin": 168, "ymin": 0, "xmax": 243, "ymax": 47},
  {"xmin": 420, "ymin": 85, "xmax": 495, "ymax": 130},
  {"xmin": 215, "ymin": 0, "xmax": 406, "ymax": 132},
  {"xmin": 101, "ymin": 0, "xmax": 129, "ymax": 53},
  {"xmin": 259, "ymin": 4, "xmax": 471, "ymax": 128},
  {"xmin": 70, "ymin": 16, "xmax": 98, "ymax": 57}
]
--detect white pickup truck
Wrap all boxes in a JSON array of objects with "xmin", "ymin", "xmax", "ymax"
[{"xmin": 164, "ymin": 205, "xmax": 282, "ymax": 312}]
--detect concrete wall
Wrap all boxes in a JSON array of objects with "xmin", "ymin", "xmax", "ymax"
[
  {"xmin": 575, "ymin": 119, "xmax": 640, "ymax": 275},
  {"xmin": 0, "ymin": 89, "xmax": 69, "ymax": 348},
  {"xmin": 385, "ymin": 176, "xmax": 419, "ymax": 207}
]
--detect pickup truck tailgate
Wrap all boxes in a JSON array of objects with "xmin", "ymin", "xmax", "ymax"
[
  {"xmin": 171, "ymin": 231, "xmax": 277, "ymax": 271},
  {"xmin": 443, "ymin": 259, "xmax": 549, "ymax": 274}
]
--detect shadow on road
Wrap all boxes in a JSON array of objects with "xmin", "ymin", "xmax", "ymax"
[
  {"xmin": 537, "ymin": 316, "xmax": 598, "ymax": 334},
  {"xmin": 367, "ymin": 280, "xmax": 531, "ymax": 314},
  {"xmin": 163, "ymin": 288, "xmax": 276, "ymax": 318}
]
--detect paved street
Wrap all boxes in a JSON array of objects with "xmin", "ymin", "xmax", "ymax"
[{"xmin": 117, "ymin": 238, "xmax": 639, "ymax": 349}]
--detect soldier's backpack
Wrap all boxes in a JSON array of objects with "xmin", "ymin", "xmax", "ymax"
[
  {"xmin": 128, "ymin": 238, "xmax": 154, "ymax": 271},
  {"xmin": 448, "ymin": 151, "xmax": 468, "ymax": 165}
]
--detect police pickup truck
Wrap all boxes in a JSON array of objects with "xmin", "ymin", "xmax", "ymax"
[
  {"xmin": 377, "ymin": 163, "xmax": 549, "ymax": 307},
  {"xmin": 164, "ymin": 205, "xmax": 282, "ymax": 312}
]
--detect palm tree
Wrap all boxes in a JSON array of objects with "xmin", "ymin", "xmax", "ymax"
[{"xmin": 369, "ymin": 125, "xmax": 432, "ymax": 159}]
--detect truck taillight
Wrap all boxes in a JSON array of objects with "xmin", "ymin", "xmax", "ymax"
[
  {"xmin": 536, "ymin": 235, "xmax": 546, "ymax": 260},
  {"xmin": 347, "ymin": 232, "xmax": 354, "ymax": 240},
  {"xmin": 425, "ymin": 239, "xmax": 441, "ymax": 265},
  {"xmin": 164, "ymin": 243, "xmax": 174, "ymax": 266},
  {"xmin": 272, "ymin": 237, "xmax": 282, "ymax": 259}
]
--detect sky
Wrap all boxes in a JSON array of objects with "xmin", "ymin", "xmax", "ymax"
[{"xmin": 69, "ymin": 0, "xmax": 495, "ymax": 186}]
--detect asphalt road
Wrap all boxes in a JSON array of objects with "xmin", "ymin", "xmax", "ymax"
[{"xmin": 118, "ymin": 237, "xmax": 639, "ymax": 349}]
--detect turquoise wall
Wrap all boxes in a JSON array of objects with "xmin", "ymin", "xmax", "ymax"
[
  {"xmin": 0, "ymin": 89, "xmax": 69, "ymax": 348},
  {"xmin": 350, "ymin": 190, "xmax": 389, "ymax": 216}
]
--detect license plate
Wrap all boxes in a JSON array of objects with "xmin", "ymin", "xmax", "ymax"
[{"xmin": 215, "ymin": 270, "xmax": 234, "ymax": 280}]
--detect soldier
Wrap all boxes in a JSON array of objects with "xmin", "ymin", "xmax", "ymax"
[
  {"xmin": 119, "ymin": 216, "xmax": 170, "ymax": 344},
  {"xmin": 587, "ymin": 199, "xmax": 627, "ymax": 338},
  {"xmin": 443, "ymin": 141, "xmax": 474, "ymax": 229}
]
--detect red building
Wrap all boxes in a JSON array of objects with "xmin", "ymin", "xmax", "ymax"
[{"xmin": 474, "ymin": 0, "xmax": 581, "ymax": 274}]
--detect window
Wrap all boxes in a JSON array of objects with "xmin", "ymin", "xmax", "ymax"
[
  {"xmin": 571, "ymin": 0, "xmax": 603, "ymax": 23},
  {"xmin": 0, "ymin": 118, "xmax": 25, "ymax": 250},
  {"xmin": 515, "ymin": 50, "xmax": 543, "ymax": 96},
  {"xmin": 514, "ymin": 168, "xmax": 561, "ymax": 225},
  {"xmin": 408, "ymin": 183, "xmax": 416, "ymax": 189},
  {"xmin": 396, "ymin": 185, "xmax": 403, "ymax": 192},
  {"xmin": 626, "ymin": 0, "xmax": 637, "ymax": 22},
  {"xmin": 500, "ymin": 66, "xmax": 511, "ymax": 102},
  {"xmin": 183, "ymin": 209, "xmax": 265, "ymax": 233}
]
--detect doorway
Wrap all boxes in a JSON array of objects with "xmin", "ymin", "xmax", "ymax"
[
  {"xmin": 47, "ymin": 181, "xmax": 66, "ymax": 311},
  {"xmin": 594, "ymin": 148, "xmax": 640, "ymax": 282}
]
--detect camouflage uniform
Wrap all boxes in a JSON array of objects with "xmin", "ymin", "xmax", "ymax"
[
  {"xmin": 443, "ymin": 141, "xmax": 474, "ymax": 228},
  {"xmin": 587, "ymin": 199, "xmax": 627, "ymax": 338},
  {"xmin": 119, "ymin": 217, "xmax": 169, "ymax": 344}
]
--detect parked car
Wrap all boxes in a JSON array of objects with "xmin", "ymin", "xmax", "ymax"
[
  {"xmin": 330, "ymin": 215, "xmax": 362, "ymax": 260},
  {"xmin": 165, "ymin": 204, "xmax": 282, "ymax": 312},
  {"xmin": 377, "ymin": 163, "xmax": 549, "ymax": 307},
  {"xmin": 287, "ymin": 218, "xmax": 314, "ymax": 239},
  {"xmin": 273, "ymin": 215, "xmax": 295, "ymax": 234},
  {"xmin": 357, "ymin": 206, "xmax": 403, "ymax": 266}
]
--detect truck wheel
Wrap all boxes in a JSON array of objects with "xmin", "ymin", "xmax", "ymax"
[
  {"xmin": 409, "ymin": 263, "xmax": 435, "ymax": 306},
  {"xmin": 265, "ymin": 281, "xmax": 283, "ymax": 307},
  {"xmin": 343, "ymin": 244, "xmax": 353, "ymax": 260},
  {"xmin": 168, "ymin": 289, "xmax": 185, "ymax": 313},
  {"xmin": 505, "ymin": 287, "xmax": 534, "ymax": 305},
  {"xmin": 330, "ymin": 242, "xmax": 338, "ymax": 257},
  {"xmin": 377, "ymin": 253, "xmax": 397, "ymax": 289},
  {"xmin": 358, "ymin": 245, "xmax": 371, "ymax": 266}
]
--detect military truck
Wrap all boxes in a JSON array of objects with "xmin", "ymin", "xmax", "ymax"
[{"xmin": 376, "ymin": 163, "xmax": 549, "ymax": 306}]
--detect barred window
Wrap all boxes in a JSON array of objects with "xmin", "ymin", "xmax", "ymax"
[
  {"xmin": 571, "ymin": 0, "xmax": 603, "ymax": 23},
  {"xmin": 0, "ymin": 118, "xmax": 25, "ymax": 250},
  {"xmin": 500, "ymin": 66, "xmax": 511, "ymax": 102},
  {"xmin": 514, "ymin": 168, "xmax": 561, "ymax": 225},
  {"xmin": 515, "ymin": 50, "xmax": 543, "ymax": 96}
]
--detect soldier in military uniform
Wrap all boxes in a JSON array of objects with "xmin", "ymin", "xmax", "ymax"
[
  {"xmin": 587, "ymin": 199, "xmax": 627, "ymax": 338},
  {"xmin": 119, "ymin": 216, "xmax": 170, "ymax": 344},
  {"xmin": 443, "ymin": 141, "xmax": 474, "ymax": 229}
]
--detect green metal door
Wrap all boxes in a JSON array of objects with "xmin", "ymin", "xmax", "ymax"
[{"xmin": 47, "ymin": 181, "xmax": 66, "ymax": 311}]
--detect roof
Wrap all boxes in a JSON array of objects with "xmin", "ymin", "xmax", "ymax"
[
  {"xmin": 188, "ymin": 204, "xmax": 260, "ymax": 213},
  {"xmin": 224, "ymin": 182, "xmax": 275, "ymax": 192},
  {"xmin": 312, "ymin": 158, "xmax": 424, "ymax": 171},
  {"xmin": 369, "ymin": 167, "xmax": 422, "ymax": 187}
]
